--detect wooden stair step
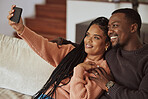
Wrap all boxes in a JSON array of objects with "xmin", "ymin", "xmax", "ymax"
[
  {"xmin": 46, "ymin": 0, "xmax": 66, "ymax": 5},
  {"xmin": 36, "ymin": 4, "xmax": 66, "ymax": 20},
  {"xmin": 25, "ymin": 17, "xmax": 66, "ymax": 35},
  {"xmin": 22, "ymin": 0, "xmax": 67, "ymax": 41}
]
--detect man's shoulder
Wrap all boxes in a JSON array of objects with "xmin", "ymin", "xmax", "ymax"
[
  {"xmin": 140, "ymin": 44, "xmax": 148, "ymax": 59},
  {"xmin": 105, "ymin": 47, "xmax": 118, "ymax": 60},
  {"xmin": 143, "ymin": 44, "xmax": 148, "ymax": 50},
  {"xmin": 106, "ymin": 47, "xmax": 118, "ymax": 55},
  {"xmin": 140, "ymin": 44, "xmax": 148, "ymax": 55}
]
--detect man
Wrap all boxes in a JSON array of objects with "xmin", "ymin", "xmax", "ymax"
[
  {"xmin": 90, "ymin": 8, "xmax": 148, "ymax": 99},
  {"xmin": 51, "ymin": 8, "xmax": 148, "ymax": 99}
]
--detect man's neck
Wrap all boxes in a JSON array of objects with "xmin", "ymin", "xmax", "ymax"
[{"xmin": 123, "ymin": 37, "xmax": 143, "ymax": 51}]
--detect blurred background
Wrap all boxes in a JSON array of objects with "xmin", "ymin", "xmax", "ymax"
[{"xmin": 0, "ymin": 0, "xmax": 148, "ymax": 43}]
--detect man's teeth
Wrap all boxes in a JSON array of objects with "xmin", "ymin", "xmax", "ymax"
[{"xmin": 110, "ymin": 36, "xmax": 118, "ymax": 40}]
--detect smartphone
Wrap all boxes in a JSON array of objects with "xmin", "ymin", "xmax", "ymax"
[{"xmin": 10, "ymin": 7, "xmax": 23, "ymax": 23}]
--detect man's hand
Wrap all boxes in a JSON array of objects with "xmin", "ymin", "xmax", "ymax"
[
  {"xmin": 89, "ymin": 61, "xmax": 113, "ymax": 90},
  {"xmin": 77, "ymin": 61, "xmax": 98, "ymax": 71}
]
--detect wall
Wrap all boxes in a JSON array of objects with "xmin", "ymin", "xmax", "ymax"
[
  {"xmin": 0, "ymin": 0, "xmax": 45, "ymax": 36},
  {"xmin": 1, "ymin": 0, "xmax": 148, "ymax": 41},
  {"xmin": 67, "ymin": 0, "xmax": 148, "ymax": 42}
]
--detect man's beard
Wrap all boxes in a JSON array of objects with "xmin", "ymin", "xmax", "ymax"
[
  {"xmin": 112, "ymin": 43, "xmax": 121, "ymax": 49},
  {"xmin": 111, "ymin": 39, "xmax": 124, "ymax": 49}
]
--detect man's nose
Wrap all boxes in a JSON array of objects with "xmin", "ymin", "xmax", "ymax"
[{"xmin": 108, "ymin": 28, "xmax": 113, "ymax": 36}]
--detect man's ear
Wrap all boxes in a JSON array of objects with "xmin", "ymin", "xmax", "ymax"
[{"xmin": 131, "ymin": 23, "xmax": 138, "ymax": 33}]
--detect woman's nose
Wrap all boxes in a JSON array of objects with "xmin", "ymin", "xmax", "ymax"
[{"xmin": 87, "ymin": 36, "xmax": 92, "ymax": 42}]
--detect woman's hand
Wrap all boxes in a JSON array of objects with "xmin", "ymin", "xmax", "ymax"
[
  {"xmin": 77, "ymin": 61, "xmax": 97, "ymax": 71},
  {"xmin": 7, "ymin": 5, "xmax": 24, "ymax": 34}
]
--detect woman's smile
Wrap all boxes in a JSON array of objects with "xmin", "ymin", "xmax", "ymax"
[
  {"xmin": 85, "ymin": 44, "xmax": 93, "ymax": 48},
  {"xmin": 84, "ymin": 24, "xmax": 108, "ymax": 56}
]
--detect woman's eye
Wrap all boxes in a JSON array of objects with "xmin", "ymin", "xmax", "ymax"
[{"xmin": 94, "ymin": 37, "xmax": 100, "ymax": 40}]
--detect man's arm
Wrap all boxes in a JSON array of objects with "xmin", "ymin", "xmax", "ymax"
[{"xmin": 89, "ymin": 62, "xmax": 148, "ymax": 99}]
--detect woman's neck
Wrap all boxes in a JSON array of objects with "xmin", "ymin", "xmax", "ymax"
[{"xmin": 86, "ymin": 54, "xmax": 104, "ymax": 62}]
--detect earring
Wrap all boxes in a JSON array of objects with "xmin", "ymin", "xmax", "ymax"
[{"xmin": 105, "ymin": 47, "xmax": 108, "ymax": 51}]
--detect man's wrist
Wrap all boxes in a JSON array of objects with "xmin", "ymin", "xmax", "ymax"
[{"xmin": 105, "ymin": 81, "xmax": 115, "ymax": 92}]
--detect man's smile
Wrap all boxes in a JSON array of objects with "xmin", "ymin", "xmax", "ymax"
[{"xmin": 110, "ymin": 36, "xmax": 118, "ymax": 42}]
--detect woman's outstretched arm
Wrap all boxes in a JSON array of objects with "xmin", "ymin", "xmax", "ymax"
[{"xmin": 8, "ymin": 5, "xmax": 75, "ymax": 67}]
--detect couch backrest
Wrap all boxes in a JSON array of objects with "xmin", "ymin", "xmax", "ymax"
[
  {"xmin": 0, "ymin": 34, "xmax": 54, "ymax": 95},
  {"xmin": 76, "ymin": 20, "xmax": 148, "ymax": 44}
]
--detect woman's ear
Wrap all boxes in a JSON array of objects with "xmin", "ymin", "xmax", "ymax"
[{"xmin": 131, "ymin": 23, "xmax": 138, "ymax": 33}]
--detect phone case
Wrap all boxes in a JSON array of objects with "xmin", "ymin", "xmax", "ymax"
[{"xmin": 10, "ymin": 7, "xmax": 22, "ymax": 23}]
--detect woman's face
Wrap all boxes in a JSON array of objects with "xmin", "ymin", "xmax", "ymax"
[{"xmin": 84, "ymin": 24, "xmax": 107, "ymax": 56}]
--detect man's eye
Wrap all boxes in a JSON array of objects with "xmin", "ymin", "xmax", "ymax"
[{"xmin": 113, "ymin": 24, "xmax": 118, "ymax": 27}]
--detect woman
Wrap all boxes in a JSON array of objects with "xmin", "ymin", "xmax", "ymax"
[{"xmin": 8, "ymin": 5, "xmax": 111, "ymax": 99}]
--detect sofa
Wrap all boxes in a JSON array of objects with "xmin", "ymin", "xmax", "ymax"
[
  {"xmin": 0, "ymin": 22, "xmax": 147, "ymax": 99},
  {"xmin": 0, "ymin": 34, "xmax": 54, "ymax": 99}
]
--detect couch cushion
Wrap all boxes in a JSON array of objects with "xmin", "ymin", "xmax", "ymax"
[
  {"xmin": 0, "ymin": 87, "xmax": 32, "ymax": 99},
  {"xmin": 0, "ymin": 34, "xmax": 54, "ymax": 95}
]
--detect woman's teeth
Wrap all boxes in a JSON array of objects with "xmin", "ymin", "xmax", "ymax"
[{"xmin": 86, "ymin": 44, "xmax": 93, "ymax": 48}]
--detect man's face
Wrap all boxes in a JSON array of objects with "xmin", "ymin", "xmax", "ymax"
[{"xmin": 108, "ymin": 13, "xmax": 132, "ymax": 47}]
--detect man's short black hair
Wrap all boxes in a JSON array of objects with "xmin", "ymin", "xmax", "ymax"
[{"xmin": 112, "ymin": 8, "xmax": 142, "ymax": 36}]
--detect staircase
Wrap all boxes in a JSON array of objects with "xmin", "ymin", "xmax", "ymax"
[{"xmin": 24, "ymin": 0, "xmax": 66, "ymax": 41}]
